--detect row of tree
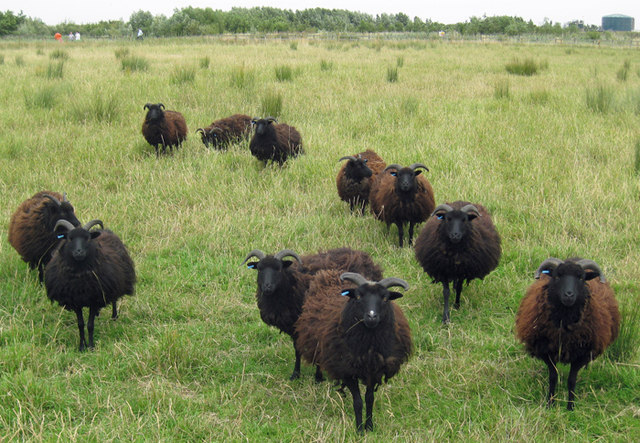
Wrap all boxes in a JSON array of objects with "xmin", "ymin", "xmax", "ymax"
[{"xmin": 1, "ymin": 8, "xmax": 608, "ymax": 39}]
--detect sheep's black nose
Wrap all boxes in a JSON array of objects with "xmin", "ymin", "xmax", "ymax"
[
  {"xmin": 561, "ymin": 290, "xmax": 576, "ymax": 307},
  {"xmin": 364, "ymin": 310, "xmax": 379, "ymax": 328}
]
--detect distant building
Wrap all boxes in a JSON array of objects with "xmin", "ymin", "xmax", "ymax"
[{"xmin": 602, "ymin": 14, "xmax": 634, "ymax": 31}]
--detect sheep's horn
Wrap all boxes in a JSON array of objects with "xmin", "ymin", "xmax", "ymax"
[
  {"xmin": 83, "ymin": 219, "xmax": 103, "ymax": 231},
  {"xmin": 576, "ymin": 259, "xmax": 606, "ymax": 283},
  {"xmin": 409, "ymin": 163, "xmax": 429, "ymax": 172},
  {"xmin": 242, "ymin": 249, "xmax": 266, "ymax": 264},
  {"xmin": 339, "ymin": 155, "xmax": 357, "ymax": 163},
  {"xmin": 460, "ymin": 204, "xmax": 481, "ymax": 217},
  {"xmin": 535, "ymin": 257, "xmax": 563, "ymax": 279},
  {"xmin": 378, "ymin": 277, "xmax": 409, "ymax": 291},
  {"xmin": 43, "ymin": 194, "xmax": 62, "ymax": 206},
  {"xmin": 340, "ymin": 272, "xmax": 371, "ymax": 286},
  {"xmin": 159, "ymin": 103, "xmax": 165, "ymax": 109},
  {"xmin": 274, "ymin": 249, "xmax": 302, "ymax": 264},
  {"xmin": 54, "ymin": 219, "xmax": 75, "ymax": 232},
  {"xmin": 384, "ymin": 164, "xmax": 402, "ymax": 172},
  {"xmin": 196, "ymin": 128, "xmax": 204, "ymax": 134},
  {"xmin": 265, "ymin": 116, "xmax": 277, "ymax": 123},
  {"xmin": 431, "ymin": 204, "xmax": 454, "ymax": 217},
  {"xmin": 62, "ymin": 192, "xmax": 69, "ymax": 203},
  {"xmin": 143, "ymin": 103, "xmax": 151, "ymax": 110}
]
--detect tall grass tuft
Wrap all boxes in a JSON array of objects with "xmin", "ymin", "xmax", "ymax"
[
  {"xmin": 586, "ymin": 83, "xmax": 614, "ymax": 113},
  {"xmin": 15, "ymin": 55, "xmax": 24, "ymax": 66},
  {"xmin": 170, "ymin": 66, "xmax": 196, "ymax": 84},
  {"xmin": 199, "ymin": 57, "xmax": 210, "ymax": 69},
  {"xmin": 387, "ymin": 66, "xmax": 398, "ymax": 83},
  {"xmin": 606, "ymin": 297, "xmax": 640, "ymax": 362},
  {"xmin": 528, "ymin": 89, "xmax": 550, "ymax": 105},
  {"xmin": 505, "ymin": 58, "xmax": 539, "ymax": 76},
  {"xmin": 635, "ymin": 140, "xmax": 640, "ymax": 175},
  {"xmin": 397, "ymin": 56, "xmax": 404, "ymax": 68},
  {"xmin": 617, "ymin": 60, "xmax": 630, "ymax": 82},
  {"xmin": 114, "ymin": 47, "xmax": 130, "ymax": 59},
  {"xmin": 68, "ymin": 89, "xmax": 121, "ymax": 123},
  {"xmin": 275, "ymin": 65, "xmax": 294, "ymax": 82},
  {"xmin": 121, "ymin": 55, "xmax": 149, "ymax": 72},
  {"xmin": 24, "ymin": 85, "xmax": 58, "ymax": 109},
  {"xmin": 230, "ymin": 64, "xmax": 254, "ymax": 89},
  {"xmin": 46, "ymin": 61, "xmax": 65, "ymax": 79},
  {"xmin": 493, "ymin": 79, "xmax": 510, "ymax": 99},
  {"xmin": 0, "ymin": 54, "xmax": 4, "ymax": 65},
  {"xmin": 260, "ymin": 91, "xmax": 283, "ymax": 117},
  {"xmin": 49, "ymin": 49, "xmax": 68, "ymax": 60},
  {"xmin": 320, "ymin": 59, "xmax": 333, "ymax": 71},
  {"xmin": 289, "ymin": 41, "xmax": 298, "ymax": 50}
]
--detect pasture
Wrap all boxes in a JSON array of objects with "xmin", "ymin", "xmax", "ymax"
[{"xmin": 0, "ymin": 36, "xmax": 639, "ymax": 440}]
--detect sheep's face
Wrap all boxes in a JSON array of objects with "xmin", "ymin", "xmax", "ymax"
[
  {"xmin": 45, "ymin": 200, "xmax": 81, "ymax": 230},
  {"xmin": 247, "ymin": 257, "xmax": 293, "ymax": 296},
  {"xmin": 434, "ymin": 209, "xmax": 478, "ymax": 245},
  {"xmin": 544, "ymin": 262, "xmax": 596, "ymax": 308},
  {"xmin": 58, "ymin": 228, "xmax": 101, "ymax": 262},
  {"xmin": 342, "ymin": 284, "xmax": 402, "ymax": 329},
  {"xmin": 390, "ymin": 168, "xmax": 421, "ymax": 195},
  {"xmin": 345, "ymin": 157, "xmax": 373, "ymax": 181},
  {"xmin": 253, "ymin": 119, "xmax": 275, "ymax": 136},
  {"xmin": 144, "ymin": 104, "xmax": 165, "ymax": 122}
]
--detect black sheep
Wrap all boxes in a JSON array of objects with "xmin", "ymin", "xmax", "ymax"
[
  {"xmin": 515, "ymin": 257, "xmax": 620, "ymax": 410},
  {"xmin": 336, "ymin": 149, "xmax": 386, "ymax": 214},
  {"xmin": 196, "ymin": 113, "xmax": 252, "ymax": 149},
  {"xmin": 45, "ymin": 219, "xmax": 136, "ymax": 351},
  {"xmin": 242, "ymin": 247, "xmax": 383, "ymax": 381},
  {"xmin": 414, "ymin": 201, "xmax": 501, "ymax": 324},
  {"xmin": 8, "ymin": 191, "xmax": 80, "ymax": 281},
  {"xmin": 141, "ymin": 103, "xmax": 188, "ymax": 156},
  {"xmin": 295, "ymin": 271, "xmax": 412, "ymax": 433},
  {"xmin": 249, "ymin": 117, "xmax": 303, "ymax": 165}
]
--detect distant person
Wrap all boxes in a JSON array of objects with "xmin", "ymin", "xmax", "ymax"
[
  {"xmin": 68, "ymin": 32, "xmax": 74, "ymax": 41},
  {"xmin": 75, "ymin": 31, "xmax": 81, "ymax": 41},
  {"xmin": 54, "ymin": 32, "xmax": 62, "ymax": 42},
  {"xmin": 137, "ymin": 29, "xmax": 143, "ymax": 40}
]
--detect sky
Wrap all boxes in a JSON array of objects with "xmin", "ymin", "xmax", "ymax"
[{"xmin": 10, "ymin": 1, "xmax": 640, "ymax": 30}]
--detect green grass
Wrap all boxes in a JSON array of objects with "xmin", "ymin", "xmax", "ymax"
[
  {"xmin": 120, "ymin": 55, "xmax": 149, "ymax": 72},
  {"xmin": 49, "ymin": 49, "xmax": 68, "ymax": 60},
  {"xmin": 199, "ymin": 56, "xmax": 210, "ymax": 69},
  {"xmin": 170, "ymin": 65, "xmax": 196, "ymax": 84},
  {"xmin": 494, "ymin": 78, "xmax": 510, "ymax": 99},
  {"xmin": 505, "ymin": 57, "xmax": 542, "ymax": 76},
  {"xmin": 586, "ymin": 83, "xmax": 615, "ymax": 113},
  {"xmin": 1, "ymin": 37, "xmax": 639, "ymax": 441},
  {"xmin": 387, "ymin": 65, "xmax": 398, "ymax": 82}
]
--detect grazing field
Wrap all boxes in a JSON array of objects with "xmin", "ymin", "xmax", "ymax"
[{"xmin": 0, "ymin": 36, "xmax": 639, "ymax": 440}]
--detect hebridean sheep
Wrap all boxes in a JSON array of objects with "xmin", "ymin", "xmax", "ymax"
[
  {"xmin": 295, "ymin": 271, "xmax": 412, "ymax": 433},
  {"xmin": 369, "ymin": 163, "xmax": 435, "ymax": 247},
  {"xmin": 414, "ymin": 201, "xmax": 501, "ymax": 324},
  {"xmin": 8, "ymin": 191, "xmax": 81, "ymax": 281},
  {"xmin": 242, "ymin": 248, "xmax": 383, "ymax": 381},
  {"xmin": 141, "ymin": 103, "xmax": 188, "ymax": 156},
  {"xmin": 45, "ymin": 219, "xmax": 136, "ymax": 351},
  {"xmin": 195, "ymin": 113, "xmax": 252, "ymax": 149},
  {"xmin": 515, "ymin": 257, "xmax": 620, "ymax": 410},
  {"xmin": 249, "ymin": 117, "xmax": 303, "ymax": 165},
  {"xmin": 336, "ymin": 149, "xmax": 386, "ymax": 215}
]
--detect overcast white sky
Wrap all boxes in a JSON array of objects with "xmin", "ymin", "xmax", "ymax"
[{"xmin": 11, "ymin": 1, "xmax": 640, "ymax": 29}]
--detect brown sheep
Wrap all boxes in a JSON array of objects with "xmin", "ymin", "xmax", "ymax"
[
  {"xmin": 195, "ymin": 113, "xmax": 252, "ymax": 149},
  {"xmin": 141, "ymin": 103, "xmax": 188, "ymax": 156},
  {"xmin": 8, "ymin": 191, "xmax": 80, "ymax": 281},
  {"xmin": 369, "ymin": 163, "xmax": 435, "ymax": 247},
  {"xmin": 336, "ymin": 149, "xmax": 386, "ymax": 215},
  {"xmin": 295, "ymin": 271, "xmax": 412, "ymax": 433},
  {"xmin": 249, "ymin": 117, "xmax": 303, "ymax": 165},
  {"xmin": 414, "ymin": 201, "xmax": 501, "ymax": 323},
  {"xmin": 515, "ymin": 257, "xmax": 620, "ymax": 410}
]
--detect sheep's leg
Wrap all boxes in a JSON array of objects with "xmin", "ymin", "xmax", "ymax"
[
  {"xmin": 364, "ymin": 383, "xmax": 375, "ymax": 431},
  {"xmin": 111, "ymin": 301, "xmax": 118, "ymax": 319},
  {"xmin": 442, "ymin": 281, "xmax": 451, "ymax": 324},
  {"xmin": 344, "ymin": 378, "xmax": 363, "ymax": 433},
  {"xmin": 543, "ymin": 355, "xmax": 558, "ymax": 407},
  {"xmin": 87, "ymin": 305, "xmax": 99, "ymax": 349},
  {"xmin": 454, "ymin": 279, "xmax": 463, "ymax": 309},
  {"xmin": 314, "ymin": 365, "xmax": 324, "ymax": 383},
  {"xmin": 396, "ymin": 222, "xmax": 404, "ymax": 247},
  {"xmin": 289, "ymin": 347, "xmax": 301, "ymax": 380},
  {"xmin": 567, "ymin": 360, "xmax": 587, "ymax": 411},
  {"xmin": 75, "ymin": 307, "xmax": 87, "ymax": 352},
  {"xmin": 408, "ymin": 221, "xmax": 416, "ymax": 246}
]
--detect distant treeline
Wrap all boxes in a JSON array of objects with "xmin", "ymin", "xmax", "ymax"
[{"xmin": 0, "ymin": 7, "xmax": 625, "ymax": 39}]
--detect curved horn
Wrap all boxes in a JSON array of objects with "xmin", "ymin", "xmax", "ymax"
[
  {"xmin": 265, "ymin": 116, "xmax": 277, "ymax": 123},
  {"xmin": 83, "ymin": 219, "xmax": 103, "ymax": 231},
  {"xmin": 384, "ymin": 164, "xmax": 403, "ymax": 172},
  {"xmin": 196, "ymin": 128, "xmax": 205, "ymax": 134},
  {"xmin": 409, "ymin": 163, "xmax": 429, "ymax": 172},
  {"xmin": 242, "ymin": 249, "xmax": 266, "ymax": 264},
  {"xmin": 340, "ymin": 272, "xmax": 371, "ymax": 286},
  {"xmin": 159, "ymin": 103, "xmax": 165, "ymax": 109},
  {"xmin": 339, "ymin": 155, "xmax": 358, "ymax": 163},
  {"xmin": 378, "ymin": 277, "xmax": 409, "ymax": 291},
  {"xmin": 274, "ymin": 249, "xmax": 302, "ymax": 264},
  {"xmin": 54, "ymin": 219, "xmax": 75, "ymax": 232},
  {"xmin": 43, "ymin": 194, "xmax": 62, "ymax": 206},
  {"xmin": 62, "ymin": 192, "xmax": 69, "ymax": 203},
  {"xmin": 431, "ymin": 204, "xmax": 454, "ymax": 217},
  {"xmin": 576, "ymin": 259, "xmax": 606, "ymax": 283},
  {"xmin": 143, "ymin": 103, "xmax": 151, "ymax": 110},
  {"xmin": 535, "ymin": 257, "xmax": 563, "ymax": 279},
  {"xmin": 460, "ymin": 204, "xmax": 481, "ymax": 217}
]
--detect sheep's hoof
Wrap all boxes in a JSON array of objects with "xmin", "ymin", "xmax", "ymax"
[
  {"xmin": 315, "ymin": 373, "xmax": 325, "ymax": 383},
  {"xmin": 289, "ymin": 371, "xmax": 300, "ymax": 381}
]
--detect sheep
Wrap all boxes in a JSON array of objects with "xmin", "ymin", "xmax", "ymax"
[
  {"xmin": 515, "ymin": 257, "xmax": 620, "ymax": 410},
  {"xmin": 414, "ymin": 201, "xmax": 501, "ymax": 324},
  {"xmin": 336, "ymin": 149, "xmax": 386, "ymax": 215},
  {"xmin": 295, "ymin": 271, "xmax": 412, "ymax": 433},
  {"xmin": 141, "ymin": 103, "xmax": 188, "ymax": 156},
  {"xmin": 242, "ymin": 247, "xmax": 383, "ymax": 381},
  {"xmin": 249, "ymin": 117, "xmax": 303, "ymax": 165},
  {"xmin": 45, "ymin": 219, "xmax": 136, "ymax": 351},
  {"xmin": 369, "ymin": 163, "xmax": 435, "ymax": 247},
  {"xmin": 8, "ymin": 191, "xmax": 81, "ymax": 282},
  {"xmin": 195, "ymin": 113, "xmax": 252, "ymax": 149}
]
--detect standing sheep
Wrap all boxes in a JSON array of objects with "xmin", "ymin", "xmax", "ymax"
[
  {"xmin": 45, "ymin": 219, "xmax": 136, "ymax": 351},
  {"xmin": 414, "ymin": 201, "xmax": 501, "ymax": 324},
  {"xmin": 195, "ymin": 113, "xmax": 252, "ymax": 149},
  {"xmin": 242, "ymin": 247, "xmax": 383, "ymax": 381},
  {"xmin": 141, "ymin": 103, "xmax": 188, "ymax": 156},
  {"xmin": 369, "ymin": 163, "xmax": 435, "ymax": 247},
  {"xmin": 249, "ymin": 117, "xmax": 303, "ymax": 165},
  {"xmin": 8, "ymin": 191, "xmax": 81, "ymax": 281},
  {"xmin": 515, "ymin": 257, "xmax": 620, "ymax": 410},
  {"xmin": 295, "ymin": 271, "xmax": 412, "ymax": 433},
  {"xmin": 336, "ymin": 149, "xmax": 386, "ymax": 215}
]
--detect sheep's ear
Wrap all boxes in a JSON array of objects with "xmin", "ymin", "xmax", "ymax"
[
  {"xmin": 90, "ymin": 231, "xmax": 101, "ymax": 239},
  {"xmin": 341, "ymin": 289, "xmax": 358, "ymax": 299},
  {"xmin": 584, "ymin": 270, "xmax": 600, "ymax": 281},
  {"xmin": 282, "ymin": 260, "xmax": 294, "ymax": 269},
  {"xmin": 388, "ymin": 291, "xmax": 404, "ymax": 301},
  {"xmin": 414, "ymin": 170, "xmax": 422, "ymax": 177},
  {"xmin": 246, "ymin": 261, "xmax": 259, "ymax": 270},
  {"xmin": 466, "ymin": 212, "xmax": 479, "ymax": 221}
]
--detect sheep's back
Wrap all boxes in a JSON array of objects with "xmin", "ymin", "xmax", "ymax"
[
  {"xmin": 370, "ymin": 173, "xmax": 435, "ymax": 224},
  {"xmin": 274, "ymin": 124, "xmax": 303, "ymax": 157},
  {"xmin": 297, "ymin": 248, "xmax": 383, "ymax": 281},
  {"xmin": 164, "ymin": 111, "xmax": 188, "ymax": 144}
]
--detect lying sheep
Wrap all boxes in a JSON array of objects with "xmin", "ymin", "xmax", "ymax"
[
  {"xmin": 243, "ymin": 248, "xmax": 383, "ymax": 381},
  {"xmin": 196, "ymin": 113, "xmax": 252, "ymax": 149},
  {"xmin": 249, "ymin": 117, "xmax": 303, "ymax": 165},
  {"xmin": 515, "ymin": 257, "xmax": 620, "ymax": 410},
  {"xmin": 336, "ymin": 149, "xmax": 386, "ymax": 214},
  {"xmin": 295, "ymin": 271, "xmax": 412, "ymax": 433},
  {"xmin": 45, "ymin": 219, "xmax": 136, "ymax": 351},
  {"xmin": 8, "ymin": 191, "xmax": 81, "ymax": 281},
  {"xmin": 141, "ymin": 103, "xmax": 188, "ymax": 156},
  {"xmin": 414, "ymin": 201, "xmax": 501, "ymax": 324},
  {"xmin": 369, "ymin": 163, "xmax": 435, "ymax": 247}
]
